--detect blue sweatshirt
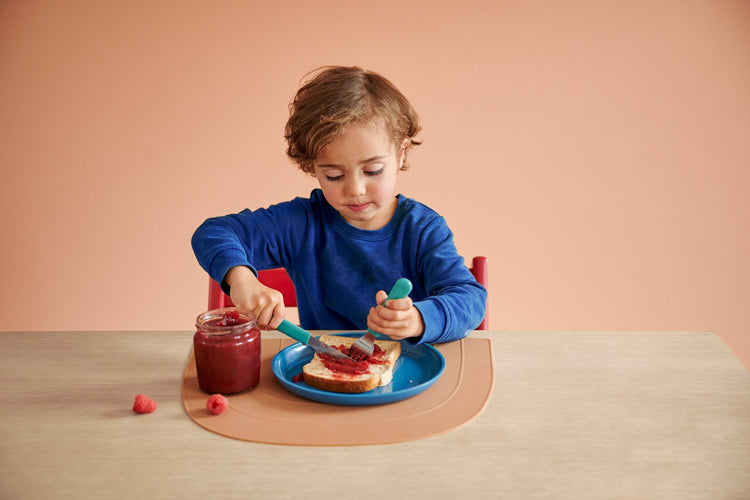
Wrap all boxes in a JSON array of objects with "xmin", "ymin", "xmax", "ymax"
[{"xmin": 191, "ymin": 189, "xmax": 486, "ymax": 344}]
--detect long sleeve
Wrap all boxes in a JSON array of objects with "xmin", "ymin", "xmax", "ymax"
[
  {"xmin": 403, "ymin": 211, "xmax": 487, "ymax": 344},
  {"xmin": 191, "ymin": 199, "xmax": 311, "ymax": 294}
]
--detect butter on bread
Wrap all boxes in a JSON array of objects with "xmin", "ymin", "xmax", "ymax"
[{"xmin": 302, "ymin": 335, "xmax": 401, "ymax": 393}]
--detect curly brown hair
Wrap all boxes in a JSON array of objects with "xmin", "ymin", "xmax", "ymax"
[{"xmin": 285, "ymin": 66, "xmax": 422, "ymax": 174}]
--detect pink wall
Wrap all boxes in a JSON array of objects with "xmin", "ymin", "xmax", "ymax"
[{"xmin": 1, "ymin": 1, "xmax": 748, "ymax": 370}]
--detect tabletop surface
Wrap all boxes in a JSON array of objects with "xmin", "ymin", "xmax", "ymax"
[{"xmin": 1, "ymin": 330, "xmax": 749, "ymax": 500}]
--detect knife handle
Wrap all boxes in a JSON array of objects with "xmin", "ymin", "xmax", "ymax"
[
  {"xmin": 367, "ymin": 278, "xmax": 413, "ymax": 338},
  {"xmin": 277, "ymin": 319, "xmax": 312, "ymax": 345}
]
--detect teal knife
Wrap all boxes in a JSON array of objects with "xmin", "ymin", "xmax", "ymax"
[{"xmin": 277, "ymin": 319, "xmax": 353, "ymax": 360}]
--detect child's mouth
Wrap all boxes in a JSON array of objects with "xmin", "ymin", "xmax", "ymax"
[{"xmin": 348, "ymin": 203, "xmax": 370, "ymax": 212}]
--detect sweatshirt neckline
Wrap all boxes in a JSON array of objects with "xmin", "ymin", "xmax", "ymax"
[{"xmin": 316, "ymin": 190, "xmax": 407, "ymax": 240}]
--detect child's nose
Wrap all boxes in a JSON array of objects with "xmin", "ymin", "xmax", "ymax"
[{"xmin": 345, "ymin": 176, "xmax": 366, "ymax": 197}]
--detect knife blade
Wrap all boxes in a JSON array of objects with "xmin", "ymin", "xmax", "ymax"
[{"xmin": 277, "ymin": 319, "xmax": 353, "ymax": 360}]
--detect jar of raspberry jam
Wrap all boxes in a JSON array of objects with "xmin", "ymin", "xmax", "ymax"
[{"xmin": 193, "ymin": 308, "xmax": 261, "ymax": 394}]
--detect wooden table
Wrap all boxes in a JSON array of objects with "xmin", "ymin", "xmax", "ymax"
[{"xmin": 1, "ymin": 331, "xmax": 749, "ymax": 499}]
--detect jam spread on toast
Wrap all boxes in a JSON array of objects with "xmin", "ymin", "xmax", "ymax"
[
  {"xmin": 292, "ymin": 343, "xmax": 390, "ymax": 383},
  {"xmin": 319, "ymin": 344, "xmax": 386, "ymax": 375}
]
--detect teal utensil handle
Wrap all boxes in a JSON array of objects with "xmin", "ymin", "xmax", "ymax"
[
  {"xmin": 277, "ymin": 319, "xmax": 312, "ymax": 344},
  {"xmin": 384, "ymin": 278, "xmax": 413, "ymax": 305},
  {"xmin": 368, "ymin": 278, "xmax": 413, "ymax": 338}
]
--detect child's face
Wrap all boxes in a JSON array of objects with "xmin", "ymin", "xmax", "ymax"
[{"xmin": 313, "ymin": 120, "xmax": 406, "ymax": 230}]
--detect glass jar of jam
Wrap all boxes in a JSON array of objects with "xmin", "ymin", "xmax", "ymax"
[{"xmin": 193, "ymin": 308, "xmax": 261, "ymax": 394}]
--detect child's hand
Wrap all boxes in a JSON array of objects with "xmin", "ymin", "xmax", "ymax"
[
  {"xmin": 225, "ymin": 266, "xmax": 285, "ymax": 329},
  {"xmin": 366, "ymin": 290, "xmax": 425, "ymax": 341}
]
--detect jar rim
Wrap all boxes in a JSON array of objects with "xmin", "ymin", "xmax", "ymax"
[{"xmin": 195, "ymin": 307, "xmax": 257, "ymax": 336}]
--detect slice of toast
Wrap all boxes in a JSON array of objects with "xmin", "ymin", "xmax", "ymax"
[{"xmin": 301, "ymin": 335, "xmax": 401, "ymax": 393}]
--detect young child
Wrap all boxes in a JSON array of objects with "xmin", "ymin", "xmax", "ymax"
[{"xmin": 191, "ymin": 66, "xmax": 486, "ymax": 344}]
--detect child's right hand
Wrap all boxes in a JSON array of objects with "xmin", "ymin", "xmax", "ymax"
[{"xmin": 224, "ymin": 266, "xmax": 285, "ymax": 330}]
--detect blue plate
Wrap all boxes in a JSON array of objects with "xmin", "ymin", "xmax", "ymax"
[{"xmin": 271, "ymin": 333, "xmax": 446, "ymax": 406}]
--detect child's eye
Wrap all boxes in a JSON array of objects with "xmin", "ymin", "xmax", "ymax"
[
  {"xmin": 325, "ymin": 174, "xmax": 344, "ymax": 182},
  {"xmin": 365, "ymin": 168, "xmax": 384, "ymax": 177}
]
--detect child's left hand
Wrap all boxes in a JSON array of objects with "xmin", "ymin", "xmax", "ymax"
[{"xmin": 366, "ymin": 291, "xmax": 425, "ymax": 340}]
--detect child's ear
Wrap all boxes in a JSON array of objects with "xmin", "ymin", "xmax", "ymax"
[{"xmin": 398, "ymin": 138, "xmax": 410, "ymax": 168}]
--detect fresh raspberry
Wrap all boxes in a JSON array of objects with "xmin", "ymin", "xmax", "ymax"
[
  {"xmin": 206, "ymin": 394, "xmax": 229, "ymax": 415},
  {"xmin": 132, "ymin": 394, "xmax": 157, "ymax": 414}
]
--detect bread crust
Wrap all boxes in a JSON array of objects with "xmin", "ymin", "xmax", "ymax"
[{"xmin": 301, "ymin": 335, "xmax": 401, "ymax": 394}]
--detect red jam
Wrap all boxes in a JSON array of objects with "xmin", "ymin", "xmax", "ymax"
[
  {"xmin": 193, "ymin": 308, "xmax": 260, "ymax": 394},
  {"xmin": 320, "ymin": 344, "xmax": 386, "ymax": 375},
  {"xmin": 215, "ymin": 309, "xmax": 241, "ymax": 326}
]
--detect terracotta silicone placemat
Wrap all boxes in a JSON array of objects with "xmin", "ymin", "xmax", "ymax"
[{"xmin": 181, "ymin": 336, "xmax": 493, "ymax": 446}]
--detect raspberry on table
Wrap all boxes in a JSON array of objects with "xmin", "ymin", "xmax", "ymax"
[
  {"xmin": 132, "ymin": 394, "xmax": 157, "ymax": 414},
  {"xmin": 206, "ymin": 394, "xmax": 229, "ymax": 415}
]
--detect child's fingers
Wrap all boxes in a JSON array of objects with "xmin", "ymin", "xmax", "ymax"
[
  {"xmin": 369, "ymin": 291, "xmax": 418, "ymax": 340},
  {"xmin": 375, "ymin": 290, "xmax": 388, "ymax": 306},
  {"xmin": 372, "ymin": 300, "xmax": 412, "ymax": 328},
  {"xmin": 381, "ymin": 297, "xmax": 413, "ymax": 313},
  {"xmin": 250, "ymin": 289, "xmax": 285, "ymax": 329},
  {"xmin": 255, "ymin": 300, "xmax": 286, "ymax": 329},
  {"xmin": 266, "ymin": 303, "xmax": 285, "ymax": 330},
  {"xmin": 367, "ymin": 308, "xmax": 396, "ymax": 336},
  {"xmin": 253, "ymin": 306, "xmax": 272, "ymax": 329}
]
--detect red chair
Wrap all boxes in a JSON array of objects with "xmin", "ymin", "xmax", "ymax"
[
  {"xmin": 207, "ymin": 256, "xmax": 488, "ymax": 329},
  {"xmin": 470, "ymin": 256, "xmax": 489, "ymax": 330},
  {"xmin": 207, "ymin": 268, "xmax": 296, "ymax": 309}
]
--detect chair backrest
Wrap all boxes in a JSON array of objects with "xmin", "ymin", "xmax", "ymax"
[
  {"xmin": 207, "ymin": 256, "xmax": 488, "ymax": 329},
  {"xmin": 469, "ymin": 256, "xmax": 489, "ymax": 330},
  {"xmin": 207, "ymin": 269, "xmax": 297, "ymax": 310}
]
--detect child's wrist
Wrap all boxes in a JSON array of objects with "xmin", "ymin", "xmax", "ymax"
[{"xmin": 225, "ymin": 265, "xmax": 253, "ymax": 287}]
